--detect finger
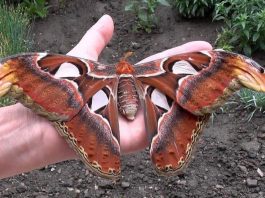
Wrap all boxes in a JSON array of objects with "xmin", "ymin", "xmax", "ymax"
[
  {"xmin": 138, "ymin": 41, "xmax": 213, "ymax": 64},
  {"xmin": 67, "ymin": 15, "xmax": 114, "ymax": 61}
]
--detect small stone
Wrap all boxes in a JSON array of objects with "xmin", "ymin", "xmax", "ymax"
[
  {"xmin": 67, "ymin": 187, "xmax": 74, "ymax": 191},
  {"xmin": 85, "ymin": 170, "xmax": 90, "ymax": 175},
  {"xmin": 50, "ymin": 167, "xmax": 56, "ymax": 172},
  {"xmin": 181, "ymin": 37, "xmax": 186, "ymax": 41},
  {"xmin": 62, "ymin": 179, "xmax": 74, "ymax": 187},
  {"xmin": 143, "ymin": 176, "xmax": 149, "ymax": 182},
  {"xmin": 257, "ymin": 132, "xmax": 265, "ymax": 139},
  {"xmin": 16, "ymin": 183, "xmax": 27, "ymax": 193},
  {"xmin": 241, "ymin": 139, "xmax": 261, "ymax": 157},
  {"xmin": 121, "ymin": 181, "xmax": 130, "ymax": 188},
  {"xmin": 246, "ymin": 178, "xmax": 258, "ymax": 187},
  {"xmin": 216, "ymin": 184, "xmax": 224, "ymax": 189},
  {"xmin": 57, "ymin": 168, "xmax": 62, "ymax": 174},
  {"xmin": 84, "ymin": 189, "xmax": 89, "ymax": 198},
  {"xmin": 131, "ymin": 42, "xmax": 141, "ymax": 50},
  {"xmin": 217, "ymin": 144, "xmax": 227, "ymax": 151},
  {"xmin": 257, "ymin": 168, "xmax": 264, "ymax": 177},
  {"xmin": 177, "ymin": 180, "xmax": 186, "ymax": 185},
  {"xmin": 98, "ymin": 180, "xmax": 113, "ymax": 188},
  {"xmin": 238, "ymin": 165, "xmax": 248, "ymax": 173},
  {"xmin": 231, "ymin": 189, "xmax": 238, "ymax": 197}
]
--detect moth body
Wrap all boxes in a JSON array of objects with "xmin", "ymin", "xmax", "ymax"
[
  {"xmin": 114, "ymin": 56, "xmax": 141, "ymax": 120},
  {"xmin": 117, "ymin": 76, "xmax": 139, "ymax": 120}
]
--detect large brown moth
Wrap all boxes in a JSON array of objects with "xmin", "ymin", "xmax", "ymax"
[{"xmin": 0, "ymin": 50, "xmax": 264, "ymax": 180}]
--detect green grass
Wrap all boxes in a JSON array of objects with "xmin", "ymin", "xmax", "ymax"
[
  {"xmin": 0, "ymin": 3, "xmax": 31, "ymax": 57},
  {"xmin": 0, "ymin": 3, "xmax": 31, "ymax": 106},
  {"xmin": 238, "ymin": 88, "xmax": 265, "ymax": 120}
]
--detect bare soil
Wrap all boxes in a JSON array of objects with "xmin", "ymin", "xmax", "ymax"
[{"xmin": 1, "ymin": 0, "xmax": 265, "ymax": 197}]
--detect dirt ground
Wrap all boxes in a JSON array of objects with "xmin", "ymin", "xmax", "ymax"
[{"xmin": 1, "ymin": 0, "xmax": 265, "ymax": 197}]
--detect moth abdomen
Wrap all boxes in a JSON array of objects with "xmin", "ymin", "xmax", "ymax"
[{"xmin": 117, "ymin": 77, "xmax": 139, "ymax": 120}]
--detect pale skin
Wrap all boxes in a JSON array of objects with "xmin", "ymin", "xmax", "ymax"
[{"xmin": 0, "ymin": 15, "xmax": 212, "ymax": 179}]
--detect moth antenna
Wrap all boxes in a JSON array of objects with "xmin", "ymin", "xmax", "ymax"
[{"xmin": 121, "ymin": 51, "xmax": 134, "ymax": 61}]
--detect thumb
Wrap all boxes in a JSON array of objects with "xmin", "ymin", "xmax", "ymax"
[{"xmin": 67, "ymin": 15, "xmax": 114, "ymax": 61}]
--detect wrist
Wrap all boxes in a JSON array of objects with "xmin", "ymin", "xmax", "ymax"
[{"xmin": 0, "ymin": 104, "xmax": 76, "ymax": 179}]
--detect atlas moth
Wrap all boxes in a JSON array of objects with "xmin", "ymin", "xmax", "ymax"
[{"xmin": 0, "ymin": 49, "xmax": 264, "ymax": 179}]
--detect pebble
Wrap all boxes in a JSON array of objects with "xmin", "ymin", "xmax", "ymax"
[
  {"xmin": 16, "ymin": 183, "xmax": 27, "ymax": 193},
  {"xmin": 131, "ymin": 42, "xmax": 141, "ymax": 49},
  {"xmin": 217, "ymin": 144, "xmax": 227, "ymax": 151},
  {"xmin": 50, "ymin": 167, "xmax": 56, "ymax": 172},
  {"xmin": 257, "ymin": 132, "xmax": 265, "ymax": 139},
  {"xmin": 181, "ymin": 37, "xmax": 186, "ymax": 41},
  {"xmin": 121, "ymin": 181, "xmax": 130, "ymax": 188},
  {"xmin": 84, "ymin": 189, "xmax": 92, "ymax": 198},
  {"xmin": 98, "ymin": 180, "xmax": 113, "ymax": 188},
  {"xmin": 177, "ymin": 180, "xmax": 187, "ymax": 185},
  {"xmin": 257, "ymin": 168, "xmax": 264, "ymax": 177},
  {"xmin": 61, "ymin": 179, "xmax": 74, "ymax": 187},
  {"xmin": 67, "ymin": 187, "xmax": 74, "ymax": 191},
  {"xmin": 238, "ymin": 165, "xmax": 248, "ymax": 173},
  {"xmin": 246, "ymin": 178, "xmax": 258, "ymax": 187},
  {"xmin": 143, "ymin": 176, "xmax": 149, "ymax": 182},
  {"xmin": 241, "ymin": 139, "xmax": 261, "ymax": 157},
  {"xmin": 216, "ymin": 184, "xmax": 224, "ymax": 189}
]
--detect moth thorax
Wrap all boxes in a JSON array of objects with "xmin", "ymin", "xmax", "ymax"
[{"xmin": 117, "ymin": 77, "xmax": 139, "ymax": 120}]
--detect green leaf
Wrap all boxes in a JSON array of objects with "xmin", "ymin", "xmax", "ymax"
[
  {"xmin": 138, "ymin": 10, "xmax": 148, "ymax": 22},
  {"xmin": 243, "ymin": 29, "xmax": 250, "ymax": 40},
  {"xmin": 243, "ymin": 44, "xmax": 252, "ymax": 56},
  {"xmin": 125, "ymin": 3, "xmax": 134, "ymax": 11},
  {"xmin": 241, "ymin": 21, "xmax": 246, "ymax": 29},
  {"xmin": 253, "ymin": 32, "xmax": 260, "ymax": 42},
  {"xmin": 192, "ymin": 4, "xmax": 198, "ymax": 16},
  {"xmin": 157, "ymin": 0, "xmax": 170, "ymax": 6}
]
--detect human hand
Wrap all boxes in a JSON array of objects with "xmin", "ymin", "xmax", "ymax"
[{"xmin": 0, "ymin": 14, "xmax": 212, "ymax": 179}]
